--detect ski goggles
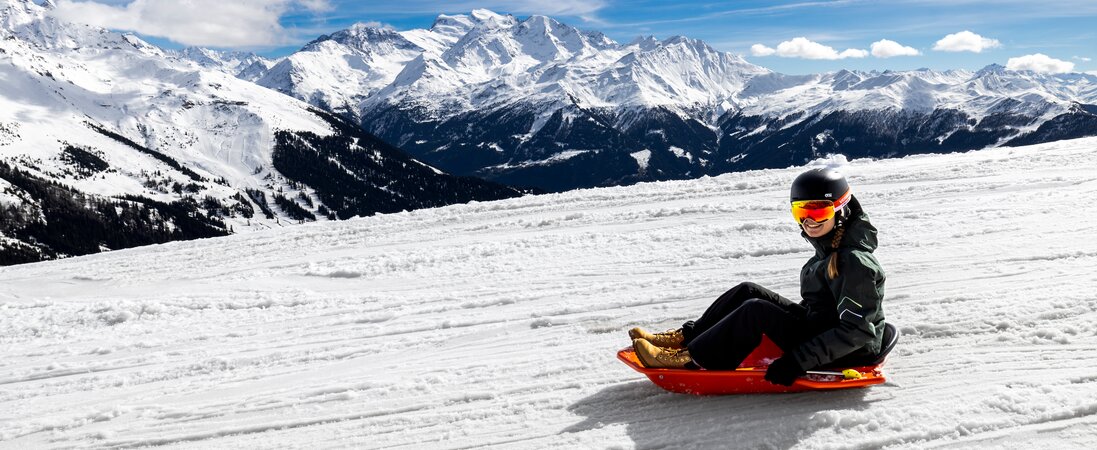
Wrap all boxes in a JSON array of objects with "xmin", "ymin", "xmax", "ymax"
[{"xmin": 791, "ymin": 190, "xmax": 851, "ymax": 224}]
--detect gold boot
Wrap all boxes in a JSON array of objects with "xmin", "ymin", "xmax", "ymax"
[
  {"xmin": 628, "ymin": 327, "xmax": 684, "ymax": 349},
  {"xmin": 633, "ymin": 338, "xmax": 692, "ymax": 369}
]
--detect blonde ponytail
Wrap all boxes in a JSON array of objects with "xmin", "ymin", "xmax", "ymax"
[{"xmin": 826, "ymin": 223, "xmax": 846, "ymax": 279}]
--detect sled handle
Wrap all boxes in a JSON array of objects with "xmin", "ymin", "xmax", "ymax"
[{"xmin": 736, "ymin": 367, "xmax": 864, "ymax": 380}]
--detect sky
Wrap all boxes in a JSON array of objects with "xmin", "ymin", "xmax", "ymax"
[{"xmin": 47, "ymin": 0, "xmax": 1097, "ymax": 75}]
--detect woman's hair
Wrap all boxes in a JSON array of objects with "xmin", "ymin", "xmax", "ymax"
[{"xmin": 826, "ymin": 216, "xmax": 847, "ymax": 280}]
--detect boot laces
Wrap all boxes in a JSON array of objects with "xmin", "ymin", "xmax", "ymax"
[
  {"xmin": 652, "ymin": 329, "xmax": 684, "ymax": 347},
  {"xmin": 654, "ymin": 329, "xmax": 680, "ymax": 339},
  {"xmin": 656, "ymin": 347, "xmax": 690, "ymax": 364}
]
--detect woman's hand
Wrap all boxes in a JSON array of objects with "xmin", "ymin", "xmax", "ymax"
[{"xmin": 765, "ymin": 356, "xmax": 806, "ymax": 386}]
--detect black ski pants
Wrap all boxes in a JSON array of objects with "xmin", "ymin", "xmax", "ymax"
[{"xmin": 682, "ymin": 282, "xmax": 823, "ymax": 370}]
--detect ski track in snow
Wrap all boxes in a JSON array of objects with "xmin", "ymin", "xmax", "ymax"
[{"xmin": 2, "ymin": 138, "xmax": 1097, "ymax": 449}]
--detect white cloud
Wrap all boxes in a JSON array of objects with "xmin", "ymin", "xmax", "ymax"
[
  {"xmin": 870, "ymin": 39, "xmax": 920, "ymax": 58},
  {"xmin": 343, "ymin": 0, "xmax": 608, "ymax": 21},
  {"xmin": 1006, "ymin": 53, "xmax": 1075, "ymax": 74},
  {"xmin": 297, "ymin": 0, "xmax": 334, "ymax": 12},
  {"xmin": 51, "ymin": 0, "xmax": 332, "ymax": 48},
  {"xmin": 933, "ymin": 31, "xmax": 1000, "ymax": 53},
  {"xmin": 443, "ymin": 0, "xmax": 607, "ymax": 17},
  {"xmin": 839, "ymin": 48, "xmax": 869, "ymax": 58},
  {"xmin": 1074, "ymin": 56, "xmax": 1092, "ymax": 62},
  {"xmin": 773, "ymin": 37, "xmax": 867, "ymax": 60},
  {"xmin": 750, "ymin": 44, "xmax": 776, "ymax": 56},
  {"xmin": 508, "ymin": 0, "xmax": 608, "ymax": 16}
]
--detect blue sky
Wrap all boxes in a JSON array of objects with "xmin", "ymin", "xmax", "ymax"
[{"xmin": 51, "ymin": 0, "xmax": 1097, "ymax": 75}]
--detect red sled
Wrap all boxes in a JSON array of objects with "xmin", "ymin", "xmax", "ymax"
[{"xmin": 619, "ymin": 323, "xmax": 898, "ymax": 395}]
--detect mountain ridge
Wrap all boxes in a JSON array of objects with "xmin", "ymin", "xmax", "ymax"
[{"xmin": 219, "ymin": 8, "xmax": 1097, "ymax": 192}]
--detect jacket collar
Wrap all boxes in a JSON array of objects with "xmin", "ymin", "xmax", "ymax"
[{"xmin": 800, "ymin": 196, "xmax": 878, "ymax": 258}]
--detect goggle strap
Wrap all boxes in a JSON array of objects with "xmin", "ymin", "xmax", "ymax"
[{"xmin": 833, "ymin": 189, "xmax": 852, "ymax": 211}]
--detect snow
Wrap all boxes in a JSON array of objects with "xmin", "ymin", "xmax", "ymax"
[
  {"xmin": 169, "ymin": 47, "xmax": 274, "ymax": 78},
  {"xmin": 355, "ymin": 10, "xmax": 769, "ymax": 127},
  {"xmin": 276, "ymin": 8, "xmax": 1097, "ymax": 139},
  {"xmin": 0, "ymin": 177, "xmax": 24, "ymax": 207},
  {"xmin": 630, "ymin": 149, "xmax": 651, "ymax": 171},
  {"xmin": 0, "ymin": 0, "xmax": 351, "ymax": 228},
  {"xmin": 486, "ymin": 150, "xmax": 589, "ymax": 170},
  {"xmin": 669, "ymin": 146, "xmax": 692, "ymax": 162},
  {"xmin": 235, "ymin": 8, "xmax": 1097, "ymax": 170},
  {"xmin": 256, "ymin": 23, "xmax": 432, "ymax": 112},
  {"xmin": 3, "ymin": 137, "xmax": 1097, "ymax": 448},
  {"xmin": 736, "ymin": 67, "xmax": 1097, "ymax": 122}
]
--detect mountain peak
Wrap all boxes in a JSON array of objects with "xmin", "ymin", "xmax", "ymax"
[
  {"xmin": 517, "ymin": 14, "xmax": 565, "ymax": 35},
  {"xmin": 348, "ymin": 21, "xmax": 387, "ymax": 32},
  {"xmin": 1, "ymin": 0, "xmax": 39, "ymax": 25},
  {"xmin": 1, "ymin": 0, "xmax": 35, "ymax": 11},
  {"xmin": 304, "ymin": 22, "xmax": 420, "ymax": 54},
  {"xmin": 428, "ymin": 14, "xmax": 474, "ymax": 40},
  {"xmin": 179, "ymin": 46, "xmax": 217, "ymax": 58},
  {"xmin": 976, "ymin": 63, "xmax": 1007, "ymax": 76},
  {"xmin": 469, "ymin": 8, "xmax": 518, "ymax": 27},
  {"xmin": 661, "ymin": 35, "xmax": 714, "ymax": 52},
  {"xmin": 523, "ymin": 14, "xmax": 555, "ymax": 24},
  {"xmin": 662, "ymin": 35, "xmax": 694, "ymax": 45},
  {"xmin": 429, "ymin": 9, "xmax": 517, "ymax": 38},
  {"xmin": 173, "ymin": 46, "xmax": 265, "ymax": 72},
  {"xmin": 513, "ymin": 14, "xmax": 615, "ymax": 51},
  {"xmin": 342, "ymin": 22, "xmax": 399, "ymax": 37}
]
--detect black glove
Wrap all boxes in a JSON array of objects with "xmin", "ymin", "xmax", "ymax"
[{"xmin": 765, "ymin": 356, "xmax": 806, "ymax": 386}]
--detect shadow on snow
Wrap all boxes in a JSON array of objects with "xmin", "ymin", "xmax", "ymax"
[{"xmin": 564, "ymin": 380, "xmax": 873, "ymax": 449}]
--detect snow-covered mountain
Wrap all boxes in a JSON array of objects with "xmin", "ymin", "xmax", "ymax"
[
  {"xmin": 254, "ymin": 10, "xmax": 515, "ymax": 116},
  {"xmin": 169, "ymin": 47, "xmax": 278, "ymax": 82},
  {"xmin": 255, "ymin": 24, "xmax": 423, "ymax": 112},
  {"xmin": 257, "ymin": 9, "xmax": 1097, "ymax": 192},
  {"xmin": 4, "ymin": 136, "xmax": 1097, "ymax": 447},
  {"xmin": 718, "ymin": 65, "xmax": 1097, "ymax": 171},
  {"xmin": 0, "ymin": 0, "xmax": 522, "ymax": 264}
]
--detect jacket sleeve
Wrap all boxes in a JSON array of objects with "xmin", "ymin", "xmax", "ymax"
[{"xmin": 792, "ymin": 251, "xmax": 884, "ymax": 369}]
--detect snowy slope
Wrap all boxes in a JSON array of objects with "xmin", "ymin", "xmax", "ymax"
[{"xmin": 2, "ymin": 137, "xmax": 1096, "ymax": 448}]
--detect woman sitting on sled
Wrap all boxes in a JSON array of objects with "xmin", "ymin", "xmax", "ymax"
[{"xmin": 629, "ymin": 167, "xmax": 887, "ymax": 386}]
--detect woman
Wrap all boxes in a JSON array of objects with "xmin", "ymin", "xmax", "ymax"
[{"xmin": 629, "ymin": 168, "xmax": 886, "ymax": 386}]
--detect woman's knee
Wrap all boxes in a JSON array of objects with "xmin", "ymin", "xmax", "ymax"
[
  {"xmin": 738, "ymin": 298, "xmax": 769, "ymax": 312},
  {"xmin": 725, "ymin": 281, "xmax": 761, "ymax": 297},
  {"xmin": 738, "ymin": 281, "xmax": 770, "ymax": 296}
]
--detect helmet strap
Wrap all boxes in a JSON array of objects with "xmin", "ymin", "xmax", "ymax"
[{"xmin": 834, "ymin": 207, "xmax": 849, "ymax": 227}]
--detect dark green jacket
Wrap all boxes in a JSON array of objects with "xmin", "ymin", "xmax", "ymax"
[{"xmin": 791, "ymin": 197, "xmax": 887, "ymax": 370}]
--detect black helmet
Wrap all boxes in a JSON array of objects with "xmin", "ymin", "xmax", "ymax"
[{"xmin": 790, "ymin": 168, "xmax": 850, "ymax": 203}]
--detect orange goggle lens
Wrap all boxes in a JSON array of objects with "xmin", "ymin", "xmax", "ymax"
[
  {"xmin": 791, "ymin": 190, "xmax": 851, "ymax": 224},
  {"xmin": 791, "ymin": 200, "xmax": 836, "ymax": 224}
]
